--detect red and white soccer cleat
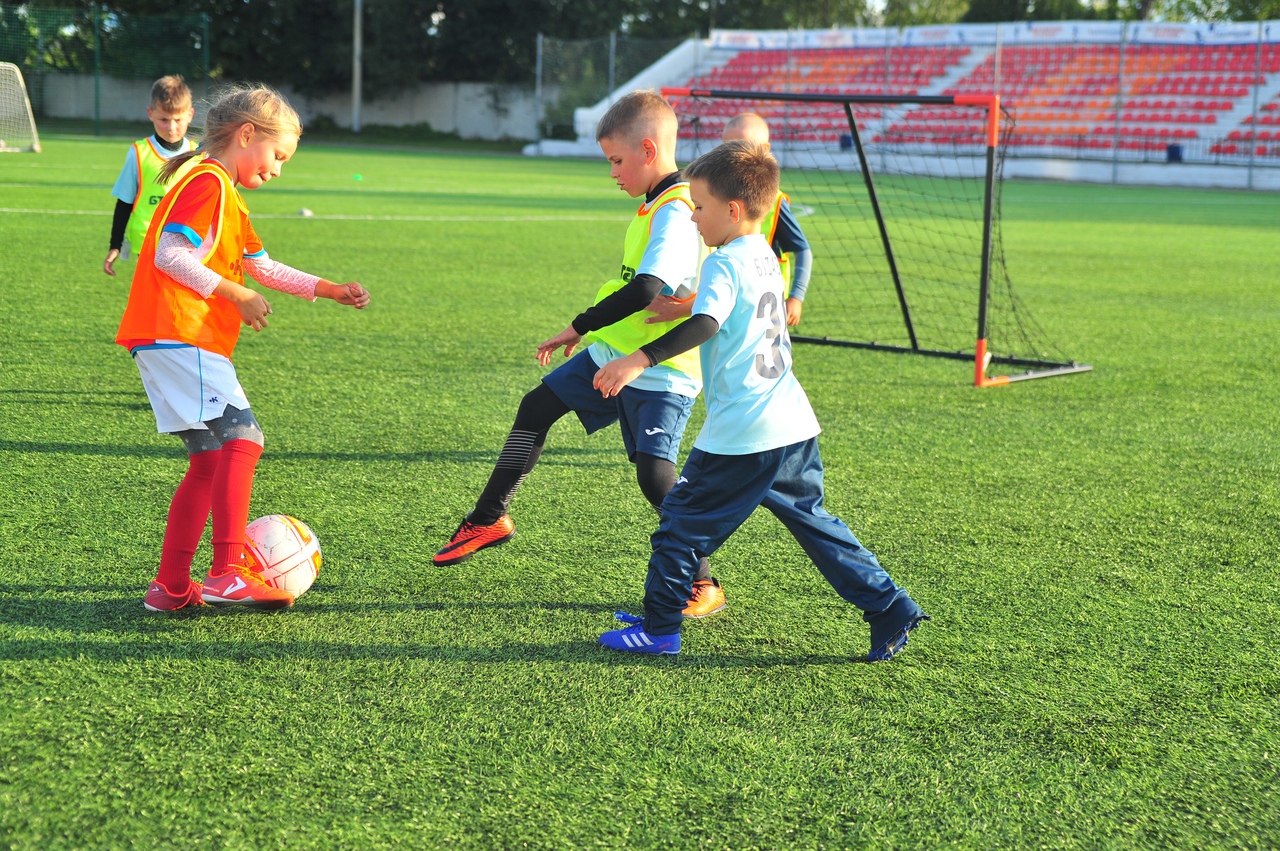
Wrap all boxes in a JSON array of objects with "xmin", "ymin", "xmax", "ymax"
[
  {"xmin": 433, "ymin": 515, "xmax": 515, "ymax": 566},
  {"xmin": 201, "ymin": 565, "xmax": 294, "ymax": 611},
  {"xmin": 143, "ymin": 580, "xmax": 206, "ymax": 612}
]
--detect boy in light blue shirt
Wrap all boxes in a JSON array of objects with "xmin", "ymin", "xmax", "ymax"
[
  {"xmin": 103, "ymin": 75, "xmax": 198, "ymax": 277},
  {"xmin": 593, "ymin": 140, "xmax": 929, "ymax": 661}
]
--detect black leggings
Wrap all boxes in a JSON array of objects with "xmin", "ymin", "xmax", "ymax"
[{"xmin": 470, "ymin": 383, "xmax": 678, "ymax": 524}]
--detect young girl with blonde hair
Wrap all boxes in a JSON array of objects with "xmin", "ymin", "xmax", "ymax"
[{"xmin": 117, "ymin": 84, "xmax": 370, "ymax": 612}]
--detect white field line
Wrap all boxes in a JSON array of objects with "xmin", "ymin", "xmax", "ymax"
[
  {"xmin": 0, "ymin": 207, "xmax": 628, "ymax": 222},
  {"xmin": 0, "ymin": 174, "xmax": 610, "ymax": 198}
]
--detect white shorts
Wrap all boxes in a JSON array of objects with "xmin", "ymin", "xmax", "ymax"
[{"xmin": 131, "ymin": 342, "xmax": 251, "ymax": 434}]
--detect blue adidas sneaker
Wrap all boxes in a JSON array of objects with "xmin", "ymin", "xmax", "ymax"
[
  {"xmin": 599, "ymin": 612, "xmax": 681, "ymax": 655},
  {"xmin": 868, "ymin": 613, "xmax": 930, "ymax": 663}
]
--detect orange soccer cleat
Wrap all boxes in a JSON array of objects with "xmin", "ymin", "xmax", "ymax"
[
  {"xmin": 433, "ymin": 515, "xmax": 515, "ymax": 566},
  {"xmin": 143, "ymin": 580, "xmax": 206, "ymax": 612},
  {"xmin": 682, "ymin": 578, "xmax": 726, "ymax": 619},
  {"xmin": 201, "ymin": 564, "xmax": 294, "ymax": 611}
]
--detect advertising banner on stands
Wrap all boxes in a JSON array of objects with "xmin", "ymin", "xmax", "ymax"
[{"xmin": 710, "ymin": 21, "xmax": 1278, "ymax": 51}]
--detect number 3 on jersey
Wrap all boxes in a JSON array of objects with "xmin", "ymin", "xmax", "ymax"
[{"xmin": 754, "ymin": 290, "xmax": 789, "ymax": 379}]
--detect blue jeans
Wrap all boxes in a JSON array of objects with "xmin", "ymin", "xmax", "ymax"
[{"xmin": 642, "ymin": 437, "xmax": 913, "ymax": 635}]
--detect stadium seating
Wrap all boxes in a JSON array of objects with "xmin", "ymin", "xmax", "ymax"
[
  {"xmin": 680, "ymin": 46, "xmax": 969, "ymax": 144},
  {"xmin": 673, "ymin": 41, "xmax": 1280, "ymax": 159},
  {"xmin": 1217, "ymin": 87, "xmax": 1280, "ymax": 156},
  {"xmin": 941, "ymin": 44, "xmax": 1276, "ymax": 155}
]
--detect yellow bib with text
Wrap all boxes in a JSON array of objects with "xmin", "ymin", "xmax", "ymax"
[
  {"xmin": 125, "ymin": 137, "xmax": 199, "ymax": 255},
  {"xmin": 584, "ymin": 183, "xmax": 701, "ymax": 380},
  {"xmin": 760, "ymin": 191, "xmax": 795, "ymax": 298}
]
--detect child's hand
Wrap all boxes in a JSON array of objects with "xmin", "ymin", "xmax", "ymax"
[
  {"xmin": 785, "ymin": 297, "xmax": 803, "ymax": 327},
  {"xmin": 536, "ymin": 326, "xmax": 582, "ymax": 366},
  {"xmin": 318, "ymin": 280, "xmax": 371, "ymax": 309},
  {"xmin": 103, "ymin": 249, "xmax": 120, "ymax": 277},
  {"xmin": 230, "ymin": 288, "xmax": 272, "ymax": 331},
  {"xmin": 593, "ymin": 351, "xmax": 649, "ymax": 398},
  {"xmin": 644, "ymin": 294, "xmax": 693, "ymax": 324}
]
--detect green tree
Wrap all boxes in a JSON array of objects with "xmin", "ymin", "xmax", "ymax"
[
  {"xmin": 1160, "ymin": 0, "xmax": 1280, "ymax": 18},
  {"xmin": 961, "ymin": 0, "xmax": 1099, "ymax": 20},
  {"xmin": 883, "ymin": 0, "xmax": 970, "ymax": 27}
]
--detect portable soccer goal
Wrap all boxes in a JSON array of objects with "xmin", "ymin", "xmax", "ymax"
[
  {"xmin": 662, "ymin": 87, "xmax": 1090, "ymax": 387},
  {"xmin": 0, "ymin": 62, "xmax": 41, "ymax": 154}
]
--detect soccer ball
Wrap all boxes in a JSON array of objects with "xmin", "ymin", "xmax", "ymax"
[{"xmin": 244, "ymin": 514, "xmax": 322, "ymax": 598}]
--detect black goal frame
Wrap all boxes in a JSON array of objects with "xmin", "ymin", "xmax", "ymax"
[{"xmin": 663, "ymin": 87, "xmax": 1092, "ymax": 387}]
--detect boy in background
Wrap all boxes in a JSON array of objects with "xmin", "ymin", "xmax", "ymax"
[
  {"xmin": 593, "ymin": 140, "xmax": 929, "ymax": 660},
  {"xmin": 432, "ymin": 90, "xmax": 728, "ymax": 619},
  {"xmin": 103, "ymin": 75, "xmax": 198, "ymax": 276},
  {"xmin": 646, "ymin": 112, "xmax": 813, "ymax": 329},
  {"xmin": 721, "ymin": 113, "xmax": 812, "ymax": 327}
]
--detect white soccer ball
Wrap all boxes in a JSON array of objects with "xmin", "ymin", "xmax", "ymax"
[
  {"xmin": 298, "ymin": 207, "xmax": 314, "ymax": 217},
  {"xmin": 244, "ymin": 514, "xmax": 321, "ymax": 598}
]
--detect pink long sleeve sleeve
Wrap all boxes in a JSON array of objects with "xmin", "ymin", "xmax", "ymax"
[
  {"xmin": 153, "ymin": 231, "xmax": 321, "ymax": 301},
  {"xmin": 243, "ymin": 251, "xmax": 320, "ymax": 301},
  {"xmin": 154, "ymin": 231, "xmax": 221, "ymax": 297}
]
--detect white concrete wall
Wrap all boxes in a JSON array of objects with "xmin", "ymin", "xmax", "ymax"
[
  {"xmin": 292, "ymin": 81, "xmax": 537, "ymax": 140},
  {"xmin": 37, "ymin": 74, "xmax": 155, "ymax": 122},
  {"xmin": 34, "ymin": 74, "xmax": 538, "ymax": 141},
  {"xmin": 1002, "ymin": 156, "xmax": 1280, "ymax": 191}
]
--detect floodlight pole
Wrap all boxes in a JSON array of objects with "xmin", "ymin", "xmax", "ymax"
[
  {"xmin": 1112, "ymin": 23, "xmax": 1127, "ymax": 185},
  {"xmin": 93, "ymin": 5, "xmax": 101, "ymax": 137},
  {"xmin": 1248, "ymin": 21, "xmax": 1262, "ymax": 190},
  {"xmin": 994, "ymin": 24, "xmax": 1001, "ymax": 96},
  {"xmin": 535, "ymin": 33, "xmax": 544, "ymax": 142},
  {"xmin": 608, "ymin": 31, "xmax": 617, "ymax": 102},
  {"xmin": 352, "ymin": 0, "xmax": 363, "ymax": 133},
  {"xmin": 202, "ymin": 13, "xmax": 211, "ymax": 102}
]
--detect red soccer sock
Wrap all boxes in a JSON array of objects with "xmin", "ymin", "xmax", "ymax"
[
  {"xmin": 208, "ymin": 439, "xmax": 264, "ymax": 577},
  {"xmin": 155, "ymin": 451, "xmax": 220, "ymax": 590}
]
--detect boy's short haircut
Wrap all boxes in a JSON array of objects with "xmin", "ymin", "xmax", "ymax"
[
  {"xmin": 595, "ymin": 90, "xmax": 678, "ymax": 147},
  {"xmin": 683, "ymin": 140, "xmax": 780, "ymax": 221},
  {"xmin": 150, "ymin": 75, "xmax": 192, "ymax": 112},
  {"xmin": 724, "ymin": 112, "xmax": 770, "ymax": 145}
]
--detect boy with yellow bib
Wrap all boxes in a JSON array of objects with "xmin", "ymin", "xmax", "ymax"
[
  {"xmin": 722, "ymin": 113, "xmax": 814, "ymax": 328},
  {"xmin": 646, "ymin": 113, "xmax": 813, "ymax": 329},
  {"xmin": 104, "ymin": 76, "xmax": 199, "ymax": 276},
  {"xmin": 433, "ymin": 90, "xmax": 727, "ymax": 619}
]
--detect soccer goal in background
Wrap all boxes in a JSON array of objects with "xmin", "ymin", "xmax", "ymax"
[
  {"xmin": 663, "ymin": 87, "xmax": 1091, "ymax": 387},
  {"xmin": 0, "ymin": 62, "xmax": 41, "ymax": 153}
]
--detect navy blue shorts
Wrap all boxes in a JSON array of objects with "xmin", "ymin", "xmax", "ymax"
[{"xmin": 541, "ymin": 351, "xmax": 695, "ymax": 464}]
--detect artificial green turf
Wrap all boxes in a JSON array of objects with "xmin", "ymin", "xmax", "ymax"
[{"xmin": 1, "ymin": 136, "xmax": 1278, "ymax": 849}]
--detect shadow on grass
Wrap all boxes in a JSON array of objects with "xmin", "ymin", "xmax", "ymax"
[
  {"xmin": 0, "ymin": 636, "xmax": 860, "ymax": 667},
  {"xmin": 0, "ymin": 587, "xmax": 863, "ymax": 667},
  {"xmin": 0, "ymin": 389, "xmax": 151, "ymax": 412},
  {"xmin": 0, "ymin": 439, "xmax": 612, "ymax": 465}
]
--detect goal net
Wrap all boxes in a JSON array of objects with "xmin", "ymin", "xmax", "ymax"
[
  {"xmin": 663, "ymin": 87, "xmax": 1090, "ymax": 387},
  {"xmin": 0, "ymin": 62, "xmax": 39, "ymax": 153}
]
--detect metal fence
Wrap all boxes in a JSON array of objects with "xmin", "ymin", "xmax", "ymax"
[
  {"xmin": 0, "ymin": 3, "xmax": 211, "ymax": 131},
  {"xmin": 535, "ymin": 32, "xmax": 687, "ymax": 140}
]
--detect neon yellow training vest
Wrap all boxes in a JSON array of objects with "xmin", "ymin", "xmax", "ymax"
[
  {"xmin": 125, "ymin": 137, "xmax": 199, "ymax": 255},
  {"xmin": 760, "ymin": 191, "xmax": 795, "ymax": 298},
  {"xmin": 584, "ymin": 183, "xmax": 701, "ymax": 380}
]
